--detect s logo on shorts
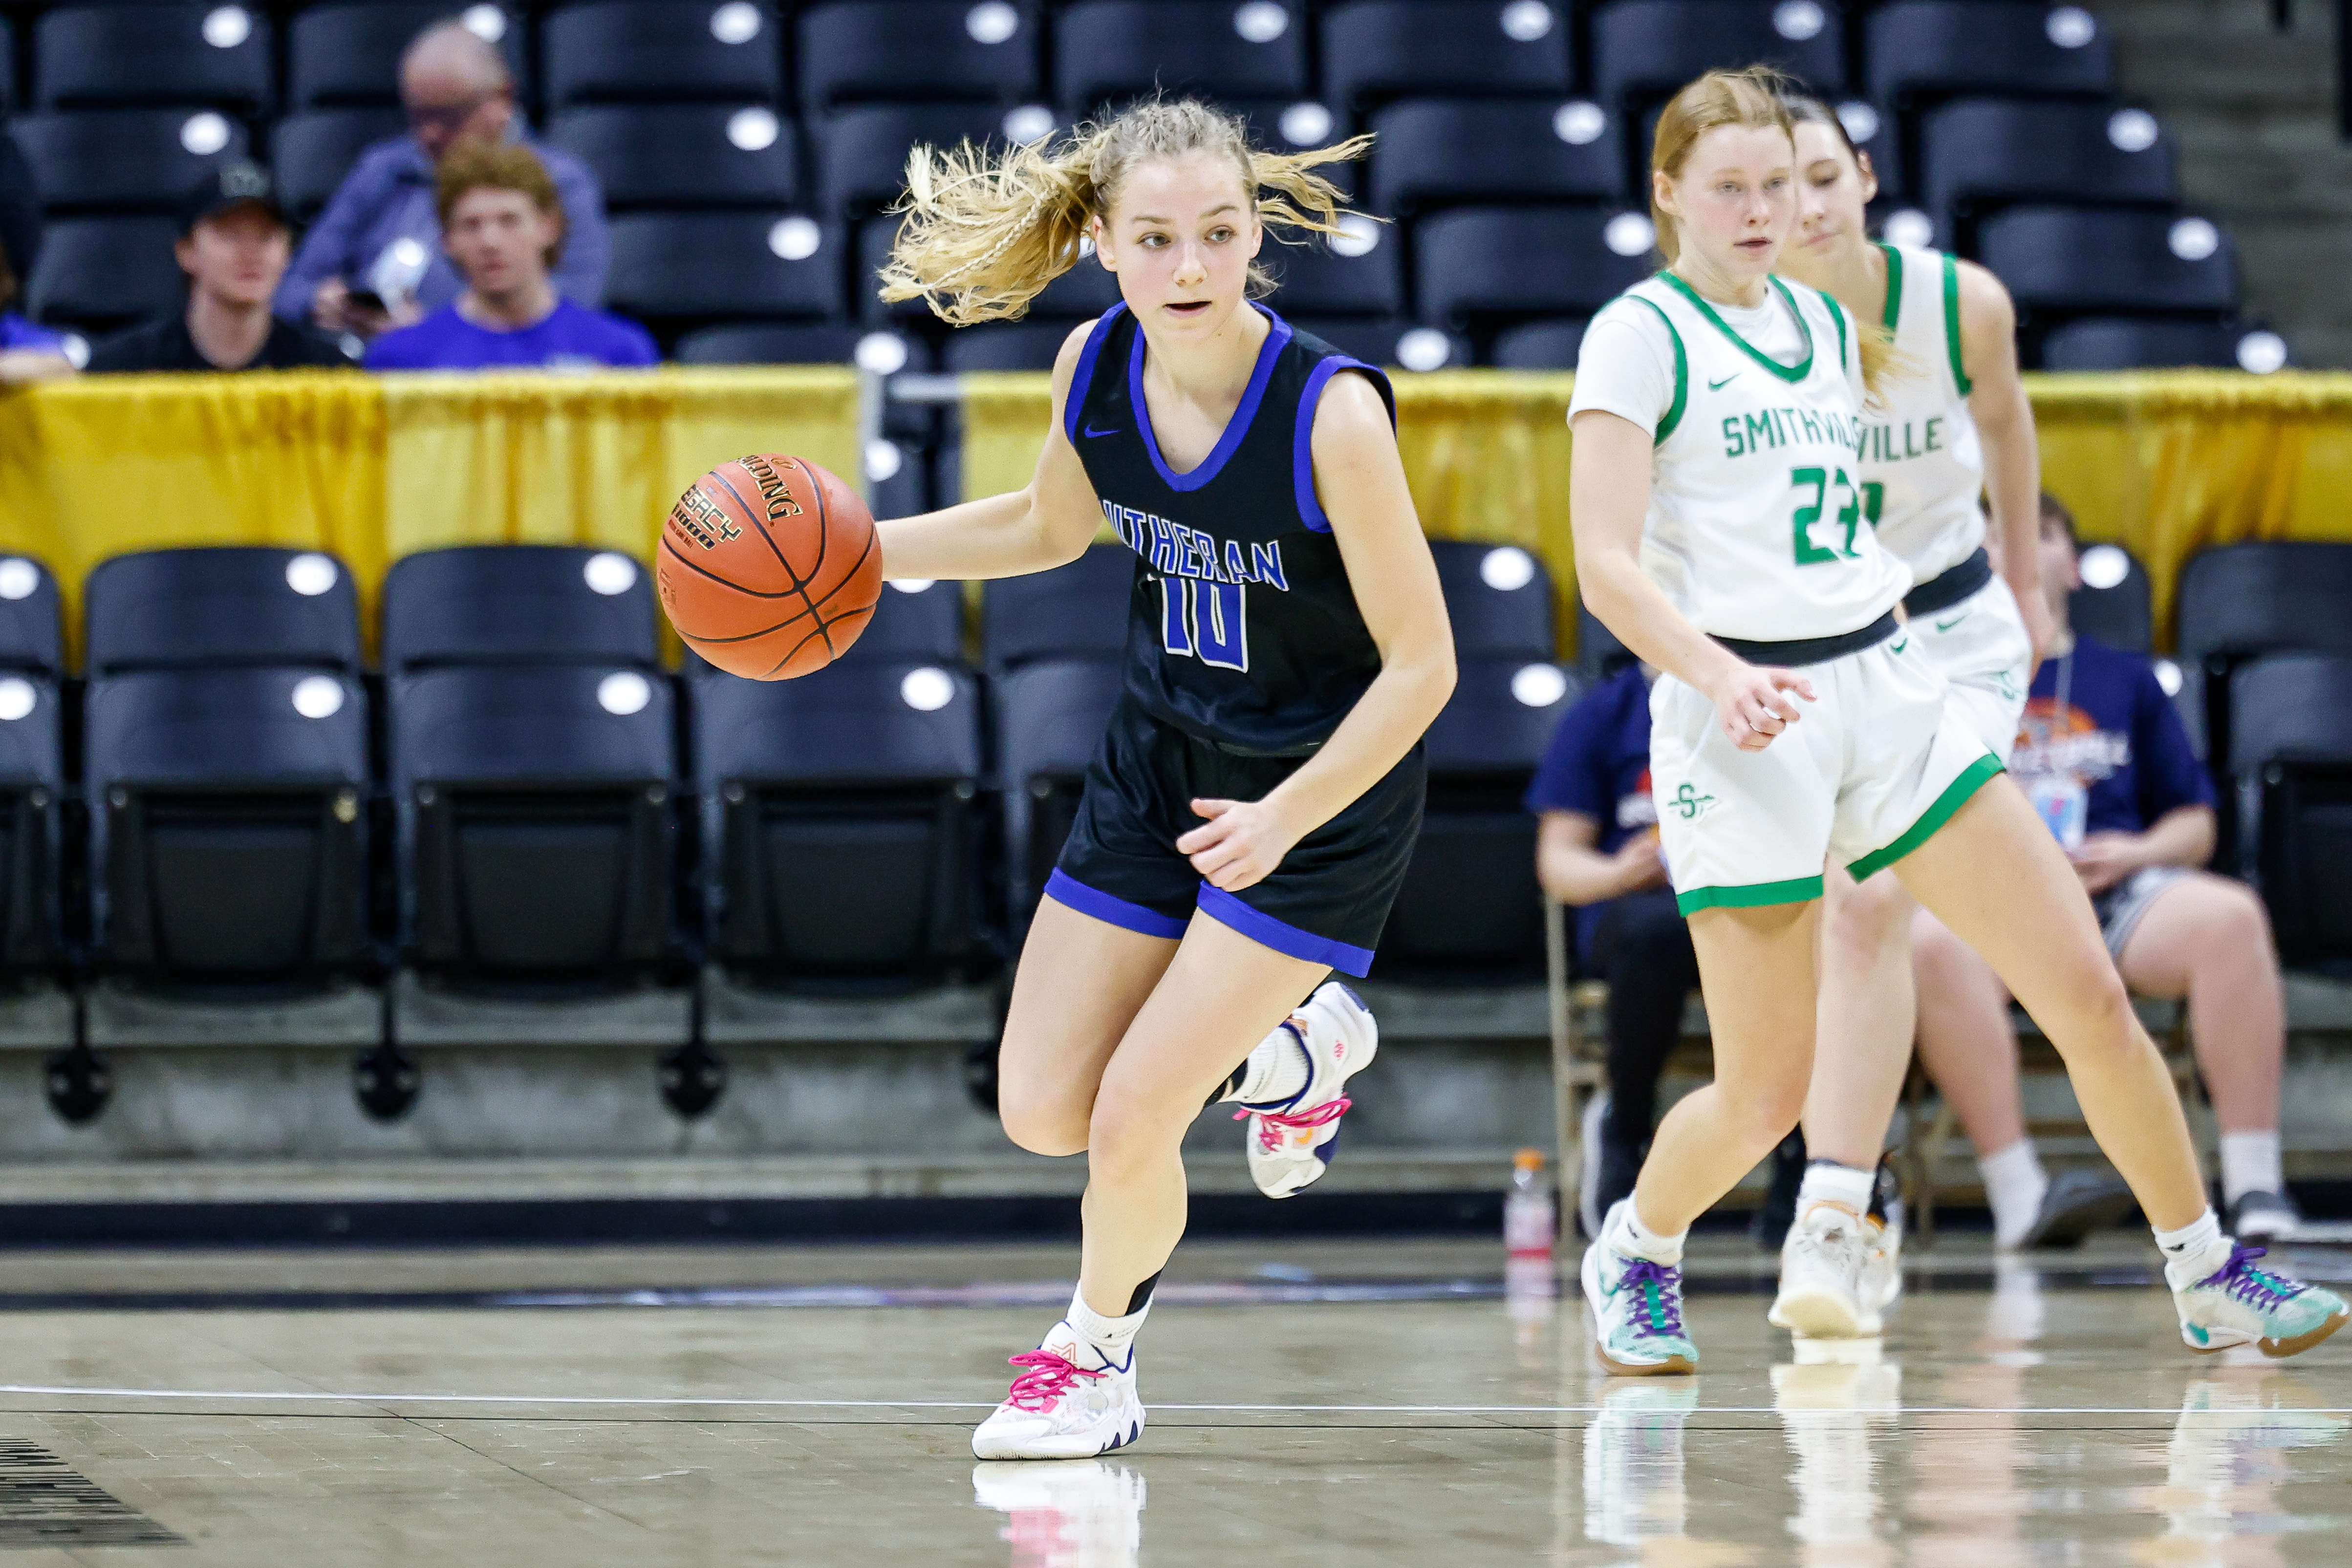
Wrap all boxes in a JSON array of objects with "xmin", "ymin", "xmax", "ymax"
[{"xmin": 1666, "ymin": 783, "xmax": 1717, "ymax": 821}]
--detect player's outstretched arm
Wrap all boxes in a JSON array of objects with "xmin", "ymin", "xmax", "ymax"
[
  {"xmin": 871, "ymin": 321, "xmax": 1109, "ymax": 583},
  {"xmin": 1958, "ymin": 258, "xmax": 2050, "ymax": 662}
]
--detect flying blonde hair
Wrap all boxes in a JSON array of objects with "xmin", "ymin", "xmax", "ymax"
[
  {"xmin": 1652, "ymin": 66, "xmax": 1899, "ymax": 398},
  {"xmin": 877, "ymin": 98, "xmax": 1373, "ymax": 326}
]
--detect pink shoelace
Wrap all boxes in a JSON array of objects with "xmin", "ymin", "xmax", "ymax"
[
  {"xmin": 1003, "ymin": 1350, "xmax": 1105, "ymax": 1412},
  {"xmin": 1233, "ymin": 1095, "xmax": 1352, "ymax": 1154}
]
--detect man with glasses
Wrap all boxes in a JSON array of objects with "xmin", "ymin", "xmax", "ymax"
[{"xmin": 275, "ymin": 18, "xmax": 609, "ymax": 340}]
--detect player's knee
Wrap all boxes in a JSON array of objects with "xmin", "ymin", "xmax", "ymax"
[
  {"xmin": 997, "ymin": 1084, "xmax": 1090, "ymax": 1158},
  {"xmin": 1826, "ymin": 871, "xmax": 1908, "ymax": 955},
  {"xmin": 1084, "ymin": 1092, "xmax": 1176, "ymax": 1175},
  {"xmin": 2042, "ymin": 968, "xmax": 2139, "ymax": 1065},
  {"xmin": 1726, "ymin": 1078, "xmax": 1807, "ymax": 1156}
]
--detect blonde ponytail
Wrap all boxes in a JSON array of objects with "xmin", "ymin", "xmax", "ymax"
[{"xmin": 877, "ymin": 98, "xmax": 1374, "ymax": 326}]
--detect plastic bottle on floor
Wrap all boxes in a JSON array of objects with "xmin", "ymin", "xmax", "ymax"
[{"xmin": 1504, "ymin": 1148, "xmax": 1558, "ymax": 1340}]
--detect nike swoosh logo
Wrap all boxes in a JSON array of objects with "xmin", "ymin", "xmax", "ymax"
[
  {"xmin": 1707, "ymin": 373, "xmax": 1740, "ymax": 390},
  {"xmin": 1891, "ymin": 638, "xmax": 1910, "ymax": 654},
  {"xmin": 1082, "ymin": 423, "xmax": 1120, "ymax": 438},
  {"xmin": 1934, "ymin": 612, "xmax": 1971, "ymax": 632}
]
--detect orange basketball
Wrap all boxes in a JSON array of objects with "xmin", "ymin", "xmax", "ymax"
[{"xmin": 657, "ymin": 453, "xmax": 882, "ymax": 680}]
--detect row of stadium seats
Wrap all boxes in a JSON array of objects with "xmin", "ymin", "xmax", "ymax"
[{"xmin": 0, "ymin": 539, "xmax": 1574, "ymax": 993}]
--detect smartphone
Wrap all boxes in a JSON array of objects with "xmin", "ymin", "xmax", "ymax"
[{"xmin": 345, "ymin": 288, "xmax": 388, "ymax": 314}]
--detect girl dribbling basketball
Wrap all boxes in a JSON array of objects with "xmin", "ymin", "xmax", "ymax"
[
  {"xmin": 870, "ymin": 100, "xmax": 1454, "ymax": 1458},
  {"xmin": 1570, "ymin": 66, "xmax": 2343, "ymax": 1375}
]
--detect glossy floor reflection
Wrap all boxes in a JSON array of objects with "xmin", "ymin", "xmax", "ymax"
[{"xmin": 0, "ymin": 1238, "xmax": 2337, "ymax": 1563}]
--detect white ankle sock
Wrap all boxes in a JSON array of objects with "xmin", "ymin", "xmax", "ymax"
[
  {"xmin": 1063, "ymin": 1286, "xmax": 1149, "ymax": 1368},
  {"xmin": 1223, "ymin": 1020, "xmax": 1311, "ymax": 1108},
  {"xmin": 1605, "ymin": 1198, "xmax": 1686, "ymax": 1266},
  {"xmin": 1796, "ymin": 1161, "xmax": 1875, "ymax": 1216},
  {"xmin": 2219, "ymin": 1131, "xmax": 2284, "ymax": 1205},
  {"xmin": 2155, "ymin": 1209, "xmax": 2234, "ymax": 1290},
  {"xmin": 1978, "ymin": 1139, "xmax": 2049, "ymax": 1250}
]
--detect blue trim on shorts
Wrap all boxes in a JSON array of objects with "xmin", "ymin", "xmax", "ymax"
[
  {"xmin": 1195, "ymin": 884, "xmax": 1375, "ymax": 977},
  {"xmin": 1043, "ymin": 869, "xmax": 1189, "ymax": 940}
]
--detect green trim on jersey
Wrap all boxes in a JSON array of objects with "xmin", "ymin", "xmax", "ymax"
[
  {"xmin": 1822, "ymin": 287, "xmax": 1851, "ymax": 375},
  {"xmin": 1846, "ymin": 751, "xmax": 2005, "ymax": 881},
  {"xmin": 1659, "ymin": 272, "xmax": 1814, "ymax": 383},
  {"xmin": 1676, "ymin": 874, "xmax": 1825, "ymax": 916},
  {"xmin": 1941, "ymin": 253, "xmax": 1972, "ymax": 397},
  {"xmin": 1875, "ymin": 242, "xmax": 1903, "ymax": 332},
  {"xmin": 1626, "ymin": 293, "xmax": 1688, "ymax": 442}
]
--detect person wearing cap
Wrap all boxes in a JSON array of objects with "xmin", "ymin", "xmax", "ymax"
[
  {"xmin": 0, "ymin": 133, "xmax": 74, "ymax": 384},
  {"xmin": 87, "ymin": 163, "xmax": 355, "ymax": 373},
  {"xmin": 276, "ymin": 18, "xmax": 608, "ymax": 338}
]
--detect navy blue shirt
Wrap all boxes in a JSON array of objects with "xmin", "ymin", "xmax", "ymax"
[
  {"xmin": 366, "ymin": 299, "xmax": 657, "ymax": 372},
  {"xmin": 1525, "ymin": 664, "xmax": 1657, "ymax": 960},
  {"xmin": 2012, "ymin": 634, "xmax": 2215, "ymax": 837}
]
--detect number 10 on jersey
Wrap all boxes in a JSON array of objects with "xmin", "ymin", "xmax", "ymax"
[{"xmin": 1161, "ymin": 578, "xmax": 1249, "ymax": 671}]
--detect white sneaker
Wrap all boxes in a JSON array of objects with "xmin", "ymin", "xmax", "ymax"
[
  {"xmin": 1857, "ymin": 1212, "xmax": 1902, "ymax": 1321},
  {"xmin": 1769, "ymin": 1201, "xmax": 1879, "ymax": 1339},
  {"xmin": 1236, "ymin": 982, "xmax": 1378, "ymax": 1199},
  {"xmin": 971, "ymin": 1459, "xmax": 1145, "ymax": 1567},
  {"xmin": 971, "ymin": 1324, "xmax": 1146, "ymax": 1461}
]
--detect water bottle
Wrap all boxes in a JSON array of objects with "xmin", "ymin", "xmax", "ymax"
[{"xmin": 1504, "ymin": 1148, "xmax": 1555, "ymax": 1262}]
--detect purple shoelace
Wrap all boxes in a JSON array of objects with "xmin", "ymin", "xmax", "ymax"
[
  {"xmin": 1619, "ymin": 1258, "xmax": 1686, "ymax": 1339},
  {"xmin": 2200, "ymin": 1244, "xmax": 2306, "ymax": 1310}
]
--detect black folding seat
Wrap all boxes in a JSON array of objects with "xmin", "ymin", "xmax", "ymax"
[
  {"xmin": 942, "ymin": 321, "xmax": 1079, "ymax": 371},
  {"xmin": 993, "ymin": 657, "xmax": 1126, "ymax": 921},
  {"xmin": 274, "ymin": 108, "xmax": 408, "ymax": 224},
  {"xmin": 548, "ymin": 106, "xmax": 799, "ymax": 213},
  {"xmin": 1428, "ymin": 540, "xmax": 1554, "ymax": 662},
  {"xmin": 819, "ymin": 103, "xmax": 1006, "ymax": 223},
  {"xmin": 1375, "ymin": 652, "xmax": 1577, "ymax": 977},
  {"xmin": 13, "ymin": 111, "xmax": 249, "ymax": 216},
  {"xmin": 0, "ymin": 558, "xmax": 67, "ymax": 976},
  {"xmin": 981, "ymin": 543, "xmax": 1133, "ymax": 673},
  {"xmin": 676, "ymin": 322, "xmax": 935, "ymax": 369},
  {"xmin": 1368, "ymin": 99, "xmax": 1622, "ymax": 215},
  {"xmin": 1414, "ymin": 207, "xmax": 1653, "ymax": 328},
  {"xmin": 1285, "ymin": 318, "xmax": 1469, "ymax": 370},
  {"xmin": 36, "ymin": 5, "xmax": 273, "ymax": 115},
  {"xmin": 2039, "ymin": 318, "xmax": 2264, "ymax": 372},
  {"xmin": 1576, "ymin": 598, "xmax": 1635, "ymax": 679},
  {"xmin": 799, "ymin": 0, "xmax": 1040, "ymax": 110},
  {"xmin": 540, "ymin": 0, "xmax": 782, "ymax": 108},
  {"xmin": 2227, "ymin": 654, "xmax": 2352, "ymax": 967},
  {"xmin": 605, "ymin": 213, "xmax": 845, "ymax": 329},
  {"xmin": 1259, "ymin": 227, "xmax": 1401, "ymax": 319},
  {"xmin": 1321, "ymin": 0, "xmax": 1571, "ymax": 117},
  {"xmin": 381, "ymin": 545, "xmax": 658, "ymax": 673},
  {"xmin": 86, "ymin": 547, "xmax": 363, "ymax": 676},
  {"xmin": 1975, "ymin": 207, "xmax": 2237, "ymax": 316},
  {"xmin": 1492, "ymin": 318, "xmax": 1585, "ymax": 369},
  {"xmin": 1054, "ymin": 0, "xmax": 1309, "ymax": 117},
  {"xmin": 0, "ymin": 558, "xmax": 65, "ymax": 680},
  {"xmin": 1866, "ymin": 0, "xmax": 2112, "ymax": 116},
  {"xmin": 1918, "ymin": 100, "xmax": 2174, "ymax": 243},
  {"xmin": 2177, "ymin": 543, "xmax": 2352, "ymax": 777},
  {"xmin": 1591, "ymin": 0, "xmax": 1845, "ymax": 122},
  {"xmin": 289, "ymin": 3, "xmax": 523, "ymax": 111},
  {"xmin": 2068, "ymin": 541, "xmax": 2152, "ymax": 655},
  {"xmin": 25, "ymin": 217, "xmax": 185, "ymax": 332}
]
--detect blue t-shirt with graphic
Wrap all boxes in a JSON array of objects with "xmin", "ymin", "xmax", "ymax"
[
  {"xmin": 365, "ymin": 298, "xmax": 658, "ymax": 371},
  {"xmin": 1524, "ymin": 664, "xmax": 1657, "ymax": 960},
  {"xmin": 2012, "ymin": 634, "xmax": 2215, "ymax": 837}
]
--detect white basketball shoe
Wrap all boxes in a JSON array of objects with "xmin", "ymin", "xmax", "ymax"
[
  {"xmin": 971, "ymin": 1322, "xmax": 1146, "ymax": 1461},
  {"xmin": 1235, "ymin": 982, "xmax": 1379, "ymax": 1199},
  {"xmin": 1769, "ymin": 1201, "xmax": 1880, "ymax": 1339}
]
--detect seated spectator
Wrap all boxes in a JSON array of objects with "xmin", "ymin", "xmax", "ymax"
[
  {"xmin": 277, "ymin": 19, "xmax": 608, "ymax": 338},
  {"xmin": 365, "ymin": 143, "xmax": 655, "ymax": 371},
  {"xmin": 1911, "ymin": 494, "xmax": 2303, "ymax": 1243},
  {"xmin": 88, "ymin": 165, "xmax": 355, "ymax": 373},
  {"xmin": 1529, "ymin": 655, "xmax": 1696, "ymax": 1238}
]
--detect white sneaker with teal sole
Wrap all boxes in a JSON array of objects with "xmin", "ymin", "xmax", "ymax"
[
  {"xmin": 2174, "ymin": 1244, "xmax": 2351, "ymax": 1359},
  {"xmin": 1236, "ymin": 982, "xmax": 1378, "ymax": 1200},
  {"xmin": 972, "ymin": 1324, "xmax": 1146, "ymax": 1461},
  {"xmin": 1581, "ymin": 1208, "xmax": 1698, "ymax": 1376}
]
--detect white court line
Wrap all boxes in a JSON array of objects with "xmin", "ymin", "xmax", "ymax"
[{"xmin": 0, "ymin": 1385, "xmax": 2332, "ymax": 1418}]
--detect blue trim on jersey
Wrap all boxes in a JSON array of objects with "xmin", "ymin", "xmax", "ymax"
[
  {"xmin": 1044, "ymin": 868, "xmax": 1189, "ymax": 939},
  {"xmin": 1062, "ymin": 303, "xmax": 1129, "ymax": 444},
  {"xmin": 1132, "ymin": 303, "xmax": 1293, "ymax": 492},
  {"xmin": 1292, "ymin": 354, "xmax": 1381, "ymax": 534},
  {"xmin": 1196, "ymin": 884, "xmax": 1375, "ymax": 976}
]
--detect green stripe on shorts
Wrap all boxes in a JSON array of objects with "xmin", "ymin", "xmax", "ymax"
[
  {"xmin": 1847, "ymin": 752, "xmax": 2006, "ymax": 881},
  {"xmin": 1676, "ymin": 875, "xmax": 1825, "ymax": 916}
]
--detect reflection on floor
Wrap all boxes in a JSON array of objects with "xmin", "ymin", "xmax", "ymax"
[{"xmin": 0, "ymin": 1236, "xmax": 2337, "ymax": 1564}]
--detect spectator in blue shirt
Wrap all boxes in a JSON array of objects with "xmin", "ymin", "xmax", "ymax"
[
  {"xmin": 1528, "ymin": 656, "xmax": 1697, "ymax": 1237},
  {"xmin": 277, "ymin": 19, "xmax": 608, "ymax": 339},
  {"xmin": 367, "ymin": 141, "xmax": 655, "ymax": 372},
  {"xmin": 0, "ymin": 139, "xmax": 72, "ymax": 384},
  {"xmin": 1913, "ymin": 494, "xmax": 2302, "ymax": 1242}
]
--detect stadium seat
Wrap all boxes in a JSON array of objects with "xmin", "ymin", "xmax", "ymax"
[
  {"xmin": 1917, "ymin": 100, "xmax": 2175, "ymax": 240},
  {"xmin": 694, "ymin": 659, "xmax": 986, "ymax": 981},
  {"xmin": 289, "ymin": 2, "xmax": 524, "ymax": 111},
  {"xmin": 1367, "ymin": 99, "xmax": 1623, "ymax": 214},
  {"xmin": 2039, "ymin": 318, "xmax": 2264, "ymax": 372},
  {"xmin": 86, "ymin": 548, "xmax": 363, "ymax": 676},
  {"xmin": 0, "ymin": 670, "xmax": 63, "ymax": 975},
  {"xmin": 1257, "ymin": 229, "xmax": 1401, "ymax": 317},
  {"xmin": 2228, "ymin": 653, "xmax": 2352, "ymax": 965},
  {"xmin": 1865, "ymin": 0, "xmax": 2113, "ymax": 113},
  {"xmin": 605, "ymin": 212, "xmax": 845, "ymax": 326},
  {"xmin": 981, "ymin": 544, "xmax": 1134, "ymax": 673},
  {"xmin": 1286, "ymin": 317, "xmax": 1470, "ymax": 370},
  {"xmin": 798, "ymin": 0, "xmax": 1041, "ymax": 110},
  {"xmin": 25, "ymin": 216, "xmax": 185, "ymax": 331},
  {"xmin": 1054, "ymin": 0, "xmax": 1310, "ymax": 117},
  {"xmin": 1429, "ymin": 541, "xmax": 1554, "ymax": 661},
  {"xmin": 548, "ymin": 105, "xmax": 800, "ymax": 212},
  {"xmin": 993, "ymin": 657, "xmax": 1126, "ymax": 921},
  {"xmin": 868, "ymin": 440, "xmax": 932, "ymax": 519},
  {"xmin": 1376, "ymin": 652, "xmax": 1577, "ymax": 976},
  {"xmin": 1576, "ymin": 597, "xmax": 1633, "ymax": 678},
  {"xmin": 381, "ymin": 545, "xmax": 659, "ymax": 673},
  {"xmin": 35, "ymin": 5, "xmax": 273, "ymax": 114},
  {"xmin": 687, "ymin": 577, "xmax": 964, "ymax": 680},
  {"xmin": 818, "ymin": 103, "xmax": 1007, "ymax": 222},
  {"xmin": 0, "ymin": 558, "xmax": 65, "ymax": 678},
  {"xmin": 2068, "ymin": 540, "xmax": 2153, "ymax": 655},
  {"xmin": 1590, "ymin": 0, "xmax": 1846, "ymax": 121},
  {"xmin": 2177, "ymin": 542, "xmax": 2352, "ymax": 774},
  {"xmin": 1492, "ymin": 318, "xmax": 1585, "ymax": 369},
  {"xmin": 274, "ymin": 108, "xmax": 407, "ymax": 224},
  {"xmin": 85, "ymin": 667, "xmax": 371, "ymax": 979},
  {"xmin": 675, "ymin": 322, "xmax": 933, "ymax": 368},
  {"xmin": 1320, "ymin": 0, "xmax": 1573, "ymax": 115},
  {"xmin": 941, "ymin": 320, "xmax": 1078, "ymax": 371},
  {"xmin": 540, "ymin": 0, "xmax": 783, "ymax": 108},
  {"xmin": 13, "ymin": 111, "xmax": 250, "ymax": 216},
  {"xmin": 390, "ymin": 664, "xmax": 681, "ymax": 978},
  {"xmin": 1974, "ymin": 206, "xmax": 2237, "ymax": 315},
  {"xmin": 1413, "ymin": 207, "xmax": 1654, "ymax": 326}
]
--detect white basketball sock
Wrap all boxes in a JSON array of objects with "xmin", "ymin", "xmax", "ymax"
[
  {"xmin": 1605, "ymin": 1197, "xmax": 1686, "ymax": 1266},
  {"xmin": 2219, "ymin": 1131, "xmax": 2284, "ymax": 1205},
  {"xmin": 1796, "ymin": 1160, "xmax": 1875, "ymax": 1217},
  {"xmin": 2155, "ymin": 1209, "xmax": 2234, "ymax": 1290},
  {"xmin": 1978, "ymin": 1139, "xmax": 2049, "ymax": 1250},
  {"xmin": 1063, "ymin": 1286, "xmax": 1149, "ymax": 1369}
]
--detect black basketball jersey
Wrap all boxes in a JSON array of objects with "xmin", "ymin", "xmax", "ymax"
[{"xmin": 1064, "ymin": 301, "xmax": 1396, "ymax": 756}]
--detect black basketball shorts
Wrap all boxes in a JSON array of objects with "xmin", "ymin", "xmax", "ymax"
[{"xmin": 1046, "ymin": 696, "xmax": 1426, "ymax": 976}]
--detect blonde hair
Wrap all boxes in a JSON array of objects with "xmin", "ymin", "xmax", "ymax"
[
  {"xmin": 877, "ymin": 98, "xmax": 1373, "ymax": 326},
  {"xmin": 1652, "ymin": 66, "xmax": 1899, "ymax": 397}
]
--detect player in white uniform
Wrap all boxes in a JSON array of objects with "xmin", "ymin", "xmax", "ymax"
[
  {"xmin": 1761, "ymin": 96, "xmax": 2051, "ymax": 1337},
  {"xmin": 1571, "ymin": 66, "xmax": 2344, "ymax": 1377}
]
